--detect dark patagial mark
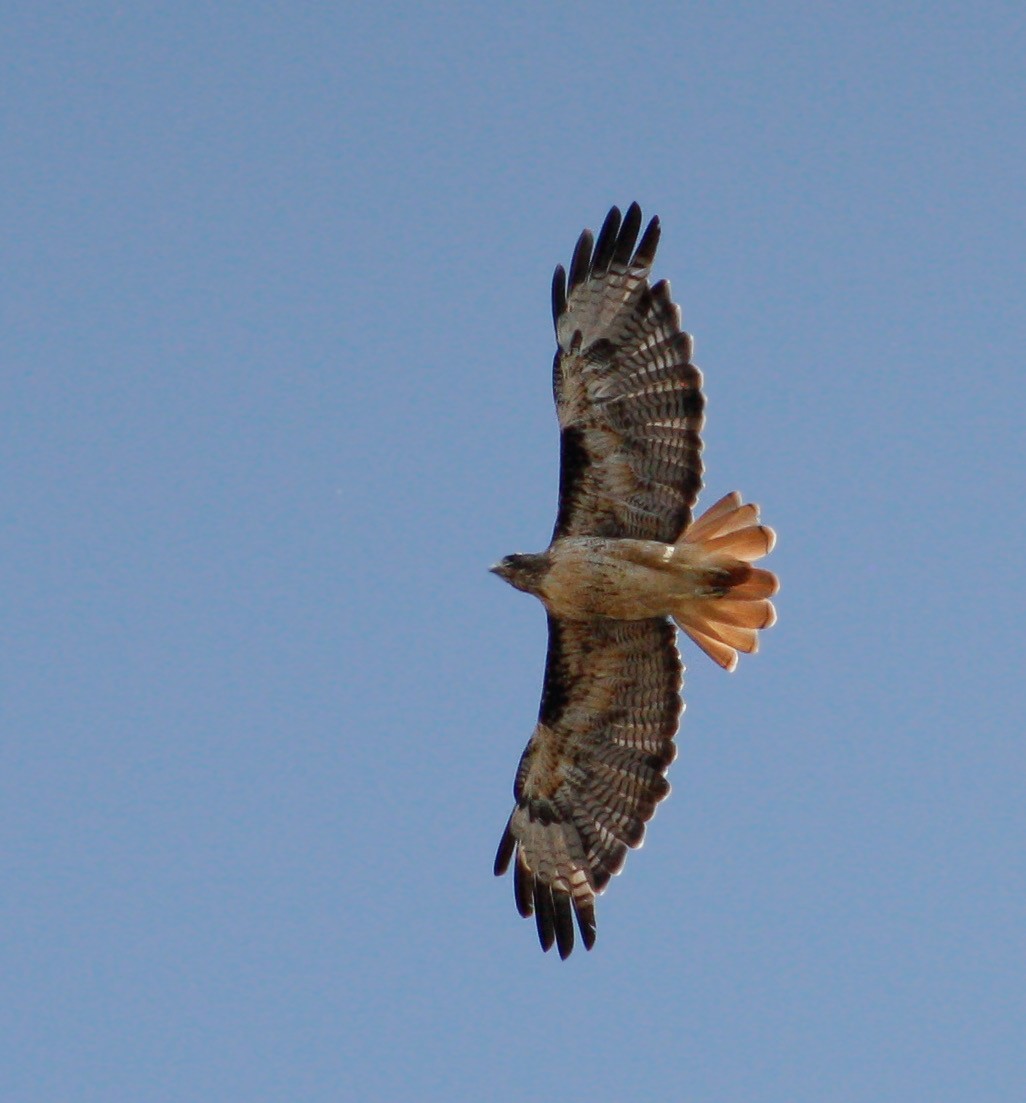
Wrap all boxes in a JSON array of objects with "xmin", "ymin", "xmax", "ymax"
[
  {"xmin": 538, "ymin": 615, "xmax": 575, "ymax": 726},
  {"xmin": 551, "ymin": 425, "xmax": 591, "ymax": 539}
]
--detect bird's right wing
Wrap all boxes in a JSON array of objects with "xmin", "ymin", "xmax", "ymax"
[{"xmin": 494, "ymin": 614, "xmax": 682, "ymax": 957}]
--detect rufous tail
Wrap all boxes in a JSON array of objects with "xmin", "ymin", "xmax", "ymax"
[{"xmin": 670, "ymin": 492, "xmax": 778, "ymax": 672}]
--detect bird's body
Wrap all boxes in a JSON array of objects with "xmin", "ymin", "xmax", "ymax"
[
  {"xmin": 495, "ymin": 534, "xmax": 753, "ymax": 622},
  {"xmin": 492, "ymin": 204, "xmax": 778, "ymax": 958}
]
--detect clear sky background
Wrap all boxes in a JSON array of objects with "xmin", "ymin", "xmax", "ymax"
[{"xmin": 4, "ymin": 3, "xmax": 1025, "ymax": 1101}]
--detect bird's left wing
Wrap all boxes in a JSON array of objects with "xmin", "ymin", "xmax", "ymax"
[
  {"xmin": 494, "ymin": 614, "xmax": 682, "ymax": 957},
  {"xmin": 551, "ymin": 203, "xmax": 705, "ymax": 542}
]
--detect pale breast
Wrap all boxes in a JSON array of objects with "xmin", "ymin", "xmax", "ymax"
[{"xmin": 540, "ymin": 537, "xmax": 679, "ymax": 621}]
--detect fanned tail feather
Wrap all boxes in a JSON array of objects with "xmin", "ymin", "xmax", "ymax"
[{"xmin": 670, "ymin": 492, "xmax": 779, "ymax": 672}]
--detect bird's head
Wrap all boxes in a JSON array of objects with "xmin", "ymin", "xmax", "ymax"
[{"xmin": 489, "ymin": 552, "xmax": 549, "ymax": 596}]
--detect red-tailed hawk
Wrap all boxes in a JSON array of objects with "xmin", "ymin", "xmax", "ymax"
[{"xmin": 491, "ymin": 204, "xmax": 778, "ymax": 958}]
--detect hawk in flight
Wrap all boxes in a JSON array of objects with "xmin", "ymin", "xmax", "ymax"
[{"xmin": 491, "ymin": 204, "xmax": 778, "ymax": 958}]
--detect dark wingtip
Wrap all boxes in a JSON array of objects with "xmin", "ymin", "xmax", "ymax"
[
  {"xmin": 534, "ymin": 882, "xmax": 556, "ymax": 952},
  {"xmin": 514, "ymin": 857, "xmax": 534, "ymax": 919},
  {"xmin": 575, "ymin": 900, "xmax": 597, "ymax": 951},
  {"xmin": 551, "ymin": 264, "xmax": 567, "ymax": 328},
  {"xmin": 567, "ymin": 228, "xmax": 594, "ymax": 291},
  {"xmin": 613, "ymin": 202, "xmax": 643, "ymax": 266},
  {"xmin": 553, "ymin": 891, "xmax": 575, "ymax": 959},
  {"xmin": 591, "ymin": 206, "xmax": 622, "ymax": 275},
  {"xmin": 494, "ymin": 816, "xmax": 515, "ymax": 876},
  {"xmin": 634, "ymin": 214, "xmax": 660, "ymax": 268}
]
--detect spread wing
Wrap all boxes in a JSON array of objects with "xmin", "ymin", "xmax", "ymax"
[
  {"xmin": 494, "ymin": 616, "xmax": 682, "ymax": 957},
  {"xmin": 550, "ymin": 202, "xmax": 705, "ymax": 541}
]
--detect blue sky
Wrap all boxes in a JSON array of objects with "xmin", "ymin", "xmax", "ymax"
[{"xmin": 4, "ymin": 3, "xmax": 1025, "ymax": 1100}]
